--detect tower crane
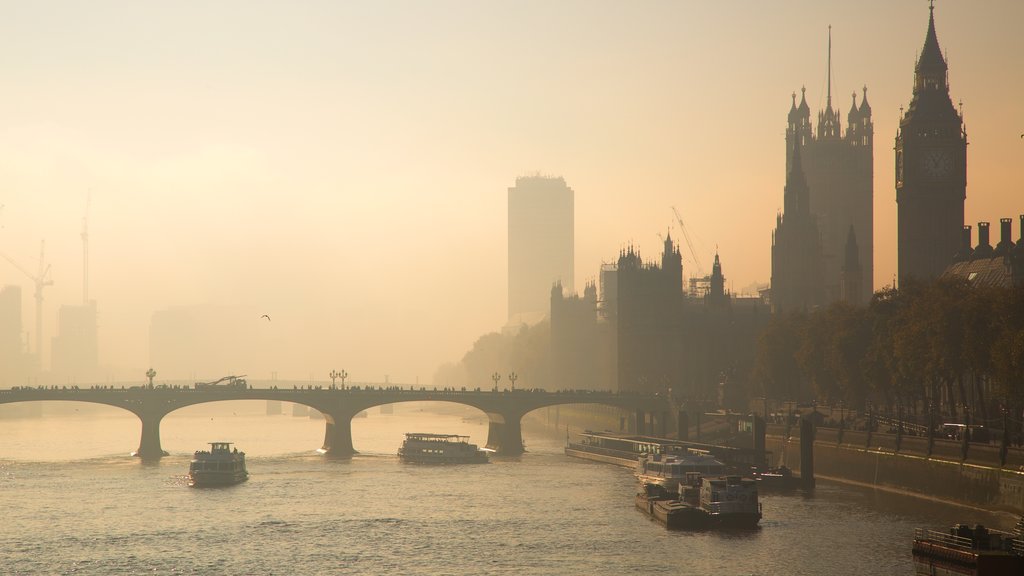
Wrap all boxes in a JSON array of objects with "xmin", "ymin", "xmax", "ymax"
[
  {"xmin": 671, "ymin": 206, "xmax": 706, "ymax": 278},
  {"xmin": 1, "ymin": 241, "xmax": 53, "ymax": 365}
]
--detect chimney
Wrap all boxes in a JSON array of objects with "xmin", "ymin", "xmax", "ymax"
[
  {"xmin": 974, "ymin": 221, "xmax": 995, "ymax": 258},
  {"xmin": 996, "ymin": 218, "xmax": 1014, "ymax": 254},
  {"xmin": 956, "ymin": 225, "xmax": 973, "ymax": 261}
]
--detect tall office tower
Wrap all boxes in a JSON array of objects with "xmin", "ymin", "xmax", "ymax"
[
  {"xmin": 507, "ymin": 175, "xmax": 574, "ymax": 323},
  {"xmin": 771, "ymin": 136, "xmax": 825, "ymax": 314},
  {"xmin": 895, "ymin": 4, "xmax": 967, "ymax": 284},
  {"xmin": 787, "ymin": 28, "xmax": 873, "ymax": 304}
]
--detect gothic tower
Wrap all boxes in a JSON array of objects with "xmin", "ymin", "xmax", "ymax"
[
  {"xmin": 771, "ymin": 135, "xmax": 824, "ymax": 314},
  {"xmin": 895, "ymin": 4, "xmax": 967, "ymax": 284},
  {"xmin": 786, "ymin": 27, "xmax": 874, "ymax": 304}
]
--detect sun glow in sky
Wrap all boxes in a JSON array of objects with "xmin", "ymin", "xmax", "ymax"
[{"xmin": 1, "ymin": 1, "xmax": 1021, "ymax": 383}]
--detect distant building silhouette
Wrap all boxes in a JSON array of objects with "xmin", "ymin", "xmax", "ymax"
[
  {"xmin": 896, "ymin": 5, "xmax": 967, "ymax": 284},
  {"xmin": 550, "ymin": 238, "xmax": 769, "ymax": 402},
  {"xmin": 0, "ymin": 285, "xmax": 30, "ymax": 386},
  {"xmin": 786, "ymin": 27, "xmax": 873, "ymax": 304},
  {"xmin": 616, "ymin": 237, "xmax": 684, "ymax": 394},
  {"xmin": 150, "ymin": 305, "xmax": 264, "ymax": 380},
  {"xmin": 50, "ymin": 301, "xmax": 98, "ymax": 382},
  {"xmin": 771, "ymin": 136, "xmax": 825, "ymax": 313},
  {"xmin": 507, "ymin": 175, "xmax": 574, "ymax": 324},
  {"xmin": 550, "ymin": 281, "xmax": 613, "ymax": 391},
  {"xmin": 943, "ymin": 217, "xmax": 1024, "ymax": 288}
]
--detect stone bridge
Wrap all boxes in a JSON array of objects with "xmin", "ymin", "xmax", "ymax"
[{"xmin": 0, "ymin": 383, "xmax": 673, "ymax": 459}]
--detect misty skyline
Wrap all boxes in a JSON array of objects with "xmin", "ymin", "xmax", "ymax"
[{"xmin": 1, "ymin": 1, "xmax": 1021, "ymax": 383}]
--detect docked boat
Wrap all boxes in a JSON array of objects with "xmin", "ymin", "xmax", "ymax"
[
  {"xmin": 912, "ymin": 523, "xmax": 1024, "ymax": 575},
  {"xmin": 636, "ymin": 472, "xmax": 760, "ymax": 530},
  {"xmin": 398, "ymin": 433, "xmax": 489, "ymax": 464},
  {"xmin": 188, "ymin": 442, "xmax": 248, "ymax": 487},
  {"xmin": 698, "ymin": 475, "xmax": 761, "ymax": 529},
  {"xmin": 635, "ymin": 451, "xmax": 726, "ymax": 492},
  {"xmin": 566, "ymin": 430, "xmax": 764, "ymax": 472},
  {"xmin": 636, "ymin": 474, "xmax": 710, "ymax": 530}
]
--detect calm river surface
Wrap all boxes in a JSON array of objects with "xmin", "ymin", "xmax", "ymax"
[{"xmin": 0, "ymin": 401, "xmax": 1016, "ymax": 575}]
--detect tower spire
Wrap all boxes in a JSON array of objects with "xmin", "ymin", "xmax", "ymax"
[{"xmin": 827, "ymin": 25, "xmax": 832, "ymax": 110}]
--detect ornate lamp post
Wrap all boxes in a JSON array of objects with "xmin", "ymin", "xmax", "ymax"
[
  {"xmin": 508, "ymin": 371, "xmax": 518, "ymax": 392},
  {"xmin": 340, "ymin": 369, "xmax": 348, "ymax": 390},
  {"xmin": 491, "ymin": 372, "xmax": 501, "ymax": 392},
  {"xmin": 146, "ymin": 368, "xmax": 156, "ymax": 389},
  {"xmin": 329, "ymin": 369, "xmax": 340, "ymax": 390}
]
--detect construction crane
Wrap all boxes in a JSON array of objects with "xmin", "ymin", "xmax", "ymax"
[
  {"xmin": 1, "ymin": 241, "xmax": 54, "ymax": 364},
  {"xmin": 671, "ymin": 206, "xmax": 705, "ymax": 278}
]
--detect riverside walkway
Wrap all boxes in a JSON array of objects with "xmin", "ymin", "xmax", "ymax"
[{"xmin": 0, "ymin": 383, "xmax": 672, "ymax": 459}]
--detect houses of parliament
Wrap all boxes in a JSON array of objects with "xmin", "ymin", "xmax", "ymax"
[
  {"xmin": 548, "ymin": 5, "xmax": 1021, "ymax": 398},
  {"xmin": 770, "ymin": 3, "xmax": 1019, "ymax": 313}
]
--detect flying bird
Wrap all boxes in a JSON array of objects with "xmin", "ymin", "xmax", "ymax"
[{"xmin": 261, "ymin": 314, "xmax": 271, "ymax": 321}]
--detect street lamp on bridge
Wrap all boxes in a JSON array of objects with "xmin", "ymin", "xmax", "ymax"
[
  {"xmin": 491, "ymin": 372, "xmax": 501, "ymax": 392},
  {"xmin": 146, "ymin": 368, "xmax": 156, "ymax": 389},
  {"xmin": 329, "ymin": 370, "xmax": 341, "ymax": 390},
  {"xmin": 508, "ymin": 371, "xmax": 518, "ymax": 392}
]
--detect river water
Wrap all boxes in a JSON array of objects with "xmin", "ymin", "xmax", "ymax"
[{"xmin": 0, "ymin": 401, "xmax": 1016, "ymax": 575}]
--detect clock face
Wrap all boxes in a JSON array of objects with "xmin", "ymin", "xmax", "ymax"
[{"xmin": 922, "ymin": 150, "xmax": 953, "ymax": 179}]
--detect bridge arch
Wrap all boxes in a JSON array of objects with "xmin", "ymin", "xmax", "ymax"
[{"xmin": 0, "ymin": 388, "xmax": 673, "ymax": 460}]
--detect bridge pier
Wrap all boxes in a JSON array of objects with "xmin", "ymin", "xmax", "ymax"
[
  {"xmin": 132, "ymin": 412, "xmax": 169, "ymax": 460},
  {"xmin": 320, "ymin": 410, "xmax": 358, "ymax": 457},
  {"xmin": 485, "ymin": 411, "xmax": 524, "ymax": 455}
]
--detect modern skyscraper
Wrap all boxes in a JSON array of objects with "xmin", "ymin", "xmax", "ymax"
[
  {"xmin": 786, "ymin": 27, "xmax": 873, "ymax": 304},
  {"xmin": 507, "ymin": 175, "xmax": 574, "ymax": 323},
  {"xmin": 895, "ymin": 4, "xmax": 967, "ymax": 284}
]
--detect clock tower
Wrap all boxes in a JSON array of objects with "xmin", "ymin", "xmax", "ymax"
[{"xmin": 895, "ymin": 3, "xmax": 967, "ymax": 284}]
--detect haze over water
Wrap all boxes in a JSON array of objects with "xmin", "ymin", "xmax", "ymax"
[{"xmin": 0, "ymin": 403, "xmax": 1015, "ymax": 575}]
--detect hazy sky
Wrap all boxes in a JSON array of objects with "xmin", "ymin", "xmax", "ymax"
[{"xmin": 1, "ymin": 1, "xmax": 1021, "ymax": 383}]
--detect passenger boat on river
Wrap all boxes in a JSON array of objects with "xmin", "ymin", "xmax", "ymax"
[
  {"xmin": 188, "ymin": 442, "xmax": 248, "ymax": 487},
  {"xmin": 398, "ymin": 433, "xmax": 490, "ymax": 464}
]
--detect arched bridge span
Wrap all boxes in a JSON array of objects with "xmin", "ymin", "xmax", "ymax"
[{"xmin": 0, "ymin": 385, "xmax": 672, "ymax": 459}]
